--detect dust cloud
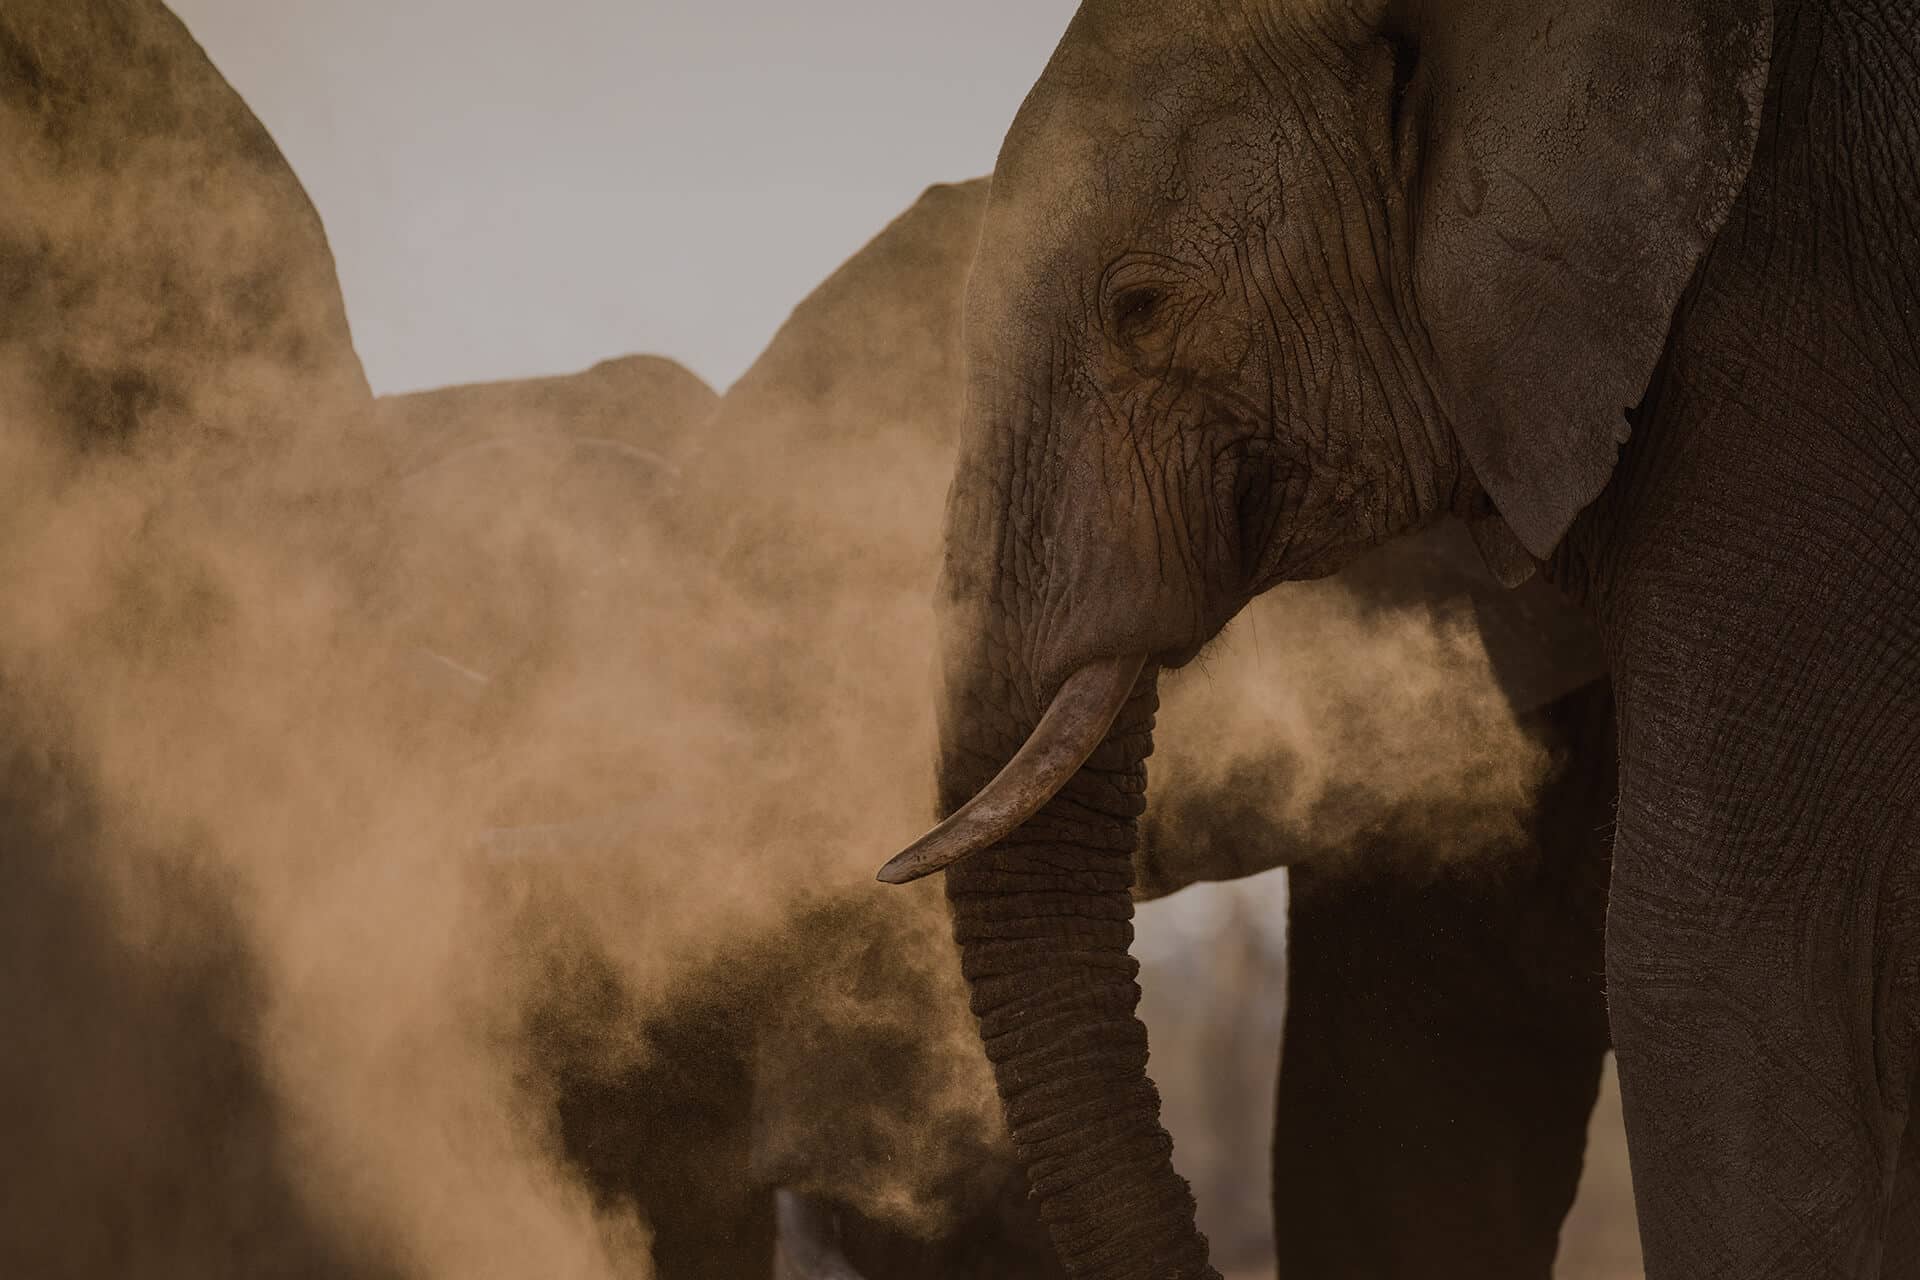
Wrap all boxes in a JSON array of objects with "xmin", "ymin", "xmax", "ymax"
[
  {"xmin": 0, "ymin": 5, "xmax": 1591, "ymax": 1279},
  {"xmin": 1143, "ymin": 570, "xmax": 1557, "ymax": 898}
]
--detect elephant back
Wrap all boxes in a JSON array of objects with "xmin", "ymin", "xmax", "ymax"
[{"xmin": 0, "ymin": 0, "xmax": 369, "ymax": 465}]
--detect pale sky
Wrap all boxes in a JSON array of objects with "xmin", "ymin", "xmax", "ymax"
[{"xmin": 170, "ymin": 1, "xmax": 1076, "ymax": 396}]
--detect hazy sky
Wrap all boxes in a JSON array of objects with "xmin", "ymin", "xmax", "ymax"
[{"xmin": 170, "ymin": 1, "xmax": 1076, "ymax": 395}]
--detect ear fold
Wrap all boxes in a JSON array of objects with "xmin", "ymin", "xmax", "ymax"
[{"xmin": 1401, "ymin": 0, "xmax": 1772, "ymax": 557}]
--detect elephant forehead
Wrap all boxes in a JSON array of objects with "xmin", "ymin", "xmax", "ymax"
[{"xmin": 979, "ymin": 2, "xmax": 1363, "ymax": 304}]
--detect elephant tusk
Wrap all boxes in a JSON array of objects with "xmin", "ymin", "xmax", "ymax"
[
  {"xmin": 772, "ymin": 1190, "xmax": 869, "ymax": 1280},
  {"xmin": 877, "ymin": 652, "xmax": 1146, "ymax": 885}
]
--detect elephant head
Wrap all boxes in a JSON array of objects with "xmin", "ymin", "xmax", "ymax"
[{"xmin": 881, "ymin": 1, "xmax": 1770, "ymax": 1274}]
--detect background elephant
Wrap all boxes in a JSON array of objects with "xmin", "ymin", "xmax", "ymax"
[
  {"xmin": 0, "ymin": 21, "xmax": 1001, "ymax": 1265},
  {"xmin": 372, "ymin": 355, "xmax": 716, "ymax": 719},
  {"xmin": 0, "ymin": 2, "xmax": 369, "ymax": 454},
  {"xmin": 0, "ymin": 6, "xmax": 719, "ymax": 1274},
  {"xmin": 0, "ymin": 5, "xmax": 384, "ymax": 1275},
  {"xmin": 884, "ymin": 0, "xmax": 1920, "ymax": 1277},
  {"xmin": 366, "ymin": 179, "xmax": 1050, "ymax": 1280}
]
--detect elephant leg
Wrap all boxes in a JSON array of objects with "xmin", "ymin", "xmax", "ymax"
[
  {"xmin": 1882, "ymin": 1110, "xmax": 1920, "ymax": 1279},
  {"xmin": 1604, "ymin": 754, "xmax": 1920, "ymax": 1279},
  {"xmin": 1273, "ymin": 680, "xmax": 1617, "ymax": 1278}
]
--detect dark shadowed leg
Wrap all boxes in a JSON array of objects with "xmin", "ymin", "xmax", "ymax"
[
  {"xmin": 1273, "ymin": 680, "xmax": 1616, "ymax": 1278},
  {"xmin": 1595, "ymin": 473, "xmax": 1920, "ymax": 1277}
]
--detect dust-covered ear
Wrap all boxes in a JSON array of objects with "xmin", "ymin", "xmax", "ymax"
[{"xmin": 1397, "ymin": 0, "xmax": 1771, "ymax": 557}]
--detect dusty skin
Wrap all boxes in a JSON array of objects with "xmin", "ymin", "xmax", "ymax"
[{"xmin": 1, "ymin": 4, "xmax": 1638, "ymax": 1278}]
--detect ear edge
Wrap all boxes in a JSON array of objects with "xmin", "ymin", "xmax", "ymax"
[
  {"xmin": 1466, "ymin": 510, "xmax": 1538, "ymax": 588},
  {"xmin": 1410, "ymin": 1, "xmax": 1773, "ymax": 560}
]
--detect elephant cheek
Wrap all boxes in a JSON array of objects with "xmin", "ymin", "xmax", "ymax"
[{"xmin": 1031, "ymin": 437, "xmax": 1211, "ymax": 697}]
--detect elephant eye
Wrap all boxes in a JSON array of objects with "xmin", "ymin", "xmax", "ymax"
[{"xmin": 1110, "ymin": 286, "xmax": 1165, "ymax": 340}]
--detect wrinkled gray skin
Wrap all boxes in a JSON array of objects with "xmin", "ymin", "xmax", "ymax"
[{"xmin": 915, "ymin": 0, "xmax": 1920, "ymax": 1276}]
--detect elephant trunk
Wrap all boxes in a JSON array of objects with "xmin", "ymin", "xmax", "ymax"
[{"xmin": 893, "ymin": 649, "xmax": 1217, "ymax": 1279}]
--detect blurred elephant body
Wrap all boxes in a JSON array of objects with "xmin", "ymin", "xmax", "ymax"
[
  {"xmin": 372, "ymin": 354, "xmax": 717, "ymax": 716},
  {"xmin": 0, "ymin": 3, "xmax": 385, "ymax": 1276},
  {"xmin": 374, "ymin": 183, "xmax": 1036, "ymax": 1278},
  {"xmin": 0, "ymin": 2, "xmax": 368, "ymax": 458}
]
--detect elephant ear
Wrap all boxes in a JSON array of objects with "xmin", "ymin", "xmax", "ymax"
[{"xmin": 1403, "ymin": 0, "xmax": 1772, "ymax": 557}]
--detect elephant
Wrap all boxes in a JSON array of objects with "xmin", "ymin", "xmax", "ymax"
[
  {"xmin": 878, "ymin": 0, "xmax": 1920, "ymax": 1276},
  {"xmin": 372, "ymin": 355, "xmax": 716, "ymax": 714},
  {"xmin": 0, "ymin": 0, "xmax": 369, "ymax": 474},
  {"xmin": 377, "ymin": 353, "xmax": 714, "ymax": 475},
  {"xmin": 0, "ymin": 2, "xmax": 386, "ymax": 1276},
  {"xmin": 413, "ymin": 181, "xmax": 1058, "ymax": 1280}
]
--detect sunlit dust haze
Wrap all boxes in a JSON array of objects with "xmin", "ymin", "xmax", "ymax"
[{"xmin": 0, "ymin": 4, "xmax": 1639, "ymax": 1280}]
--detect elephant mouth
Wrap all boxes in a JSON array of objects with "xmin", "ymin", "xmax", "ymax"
[{"xmin": 876, "ymin": 651, "xmax": 1147, "ymax": 884}]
